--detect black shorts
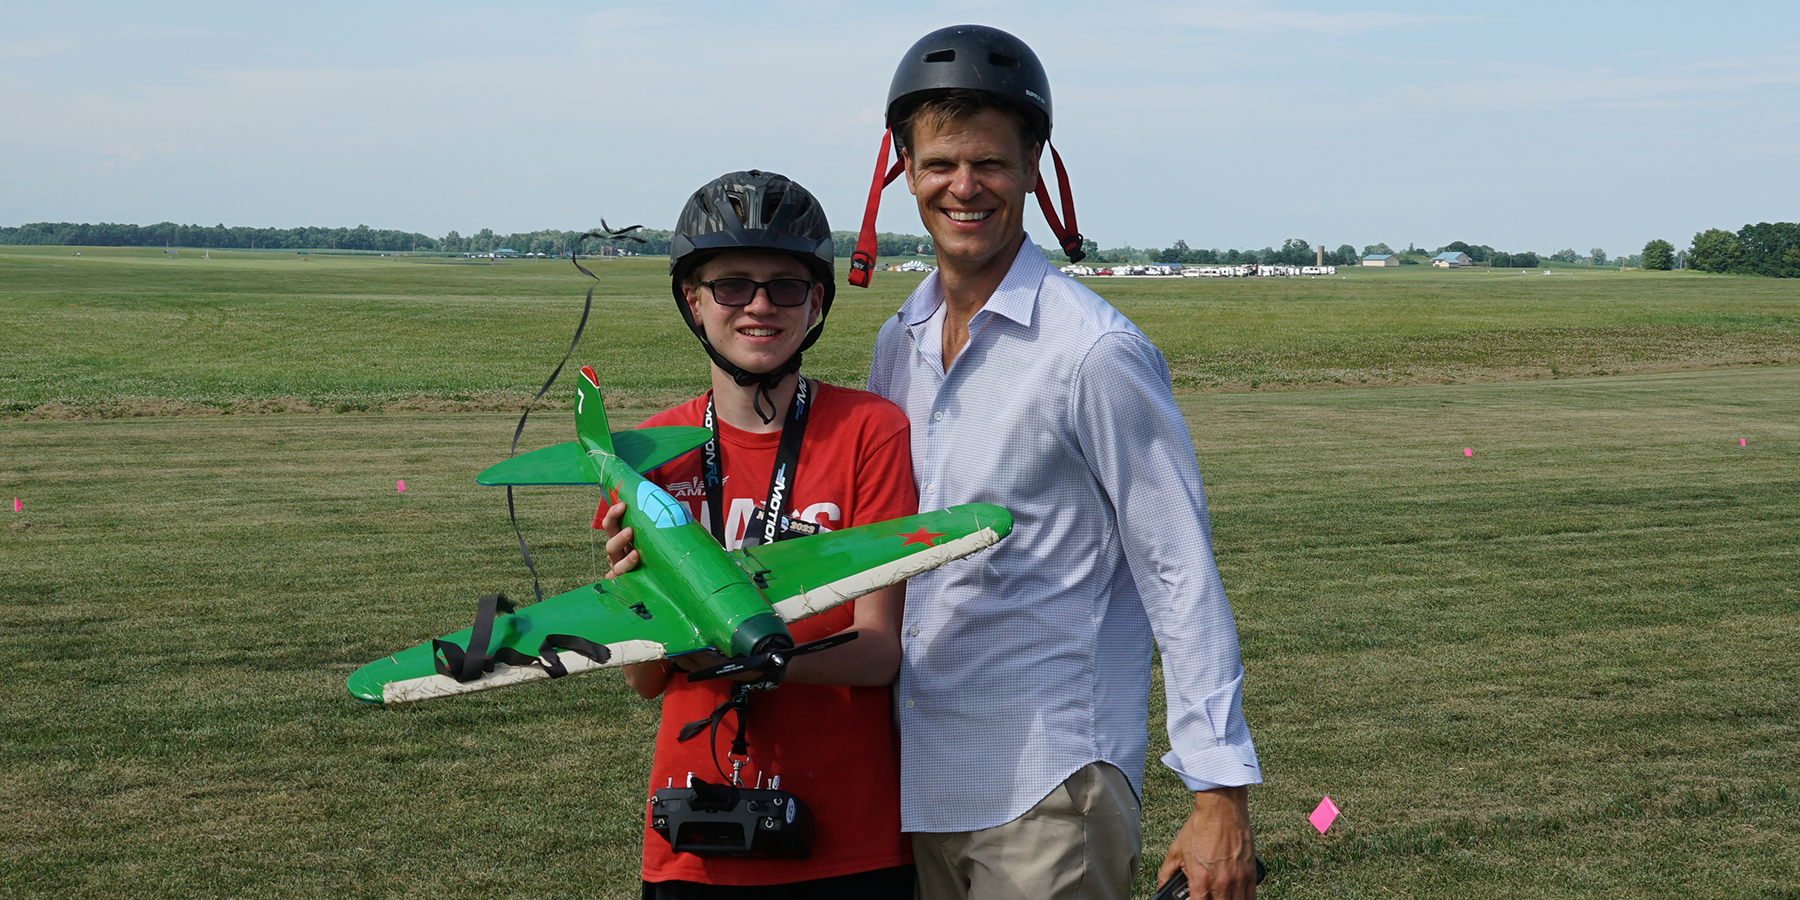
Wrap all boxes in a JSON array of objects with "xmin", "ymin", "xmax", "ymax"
[{"xmin": 642, "ymin": 864, "xmax": 914, "ymax": 900}]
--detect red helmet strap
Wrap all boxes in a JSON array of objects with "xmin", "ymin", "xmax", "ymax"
[
  {"xmin": 1034, "ymin": 141, "xmax": 1085, "ymax": 263},
  {"xmin": 846, "ymin": 133, "xmax": 1085, "ymax": 288},
  {"xmin": 849, "ymin": 129, "xmax": 907, "ymax": 288}
]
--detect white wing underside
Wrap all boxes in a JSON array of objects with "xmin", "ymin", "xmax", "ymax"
[
  {"xmin": 378, "ymin": 639, "xmax": 666, "ymax": 704},
  {"xmin": 768, "ymin": 526, "xmax": 1005, "ymax": 623}
]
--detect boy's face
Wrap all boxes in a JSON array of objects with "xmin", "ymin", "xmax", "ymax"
[{"xmin": 682, "ymin": 252, "xmax": 822, "ymax": 376}]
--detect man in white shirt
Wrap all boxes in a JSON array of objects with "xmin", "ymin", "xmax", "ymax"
[{"xmin": 857, "ymin": 25, "xmax": 1262, "ymax": 900}]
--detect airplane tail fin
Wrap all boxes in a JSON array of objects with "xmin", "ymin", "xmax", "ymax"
[
  {"xmin": 477, "ymin": 367, "xmax": 711, "ymax": 487},
  {"xmin": 575, "ymin": 366, "xmax": 615, "ymax": 456}
]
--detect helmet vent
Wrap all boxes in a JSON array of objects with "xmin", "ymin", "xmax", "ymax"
[
  {"xmin": 924, "ymin": 49, "xmax": 956, "ymax": 63},
  {"xmin": 727, "ymin": 195, "xmax": 747, "ymax": 224},
  {"xmin": 761, "ymin": 192, "xmax": 785, "ymax": 224},
  {"xmin": 989, "ymin": 51, "xmax": 1019, "ymax": 68}
]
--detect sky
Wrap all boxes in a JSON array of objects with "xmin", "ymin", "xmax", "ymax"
[{"xmin": 3, "ymin": 1, "xmax": 1797, "ymax": 258}]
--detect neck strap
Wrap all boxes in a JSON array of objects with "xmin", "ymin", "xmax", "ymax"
[{"xmin": 701, "ymin": 376, "xmax": 812, "ymax": 547}]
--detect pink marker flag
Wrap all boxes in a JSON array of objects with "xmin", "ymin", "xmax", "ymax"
[
  {"xmin": 1310, "ymin": 796, "xmax": 1340, "ymax": 833},
  {"xmin": 1740, "ymin": 438, "xmax": 1747, "ymax": 447},
  {"xmin": 1463, "ymin": 447, "xmax": 1473, "ymax": 457},
  {"xmin": 397, "ymin": 480, "xmax": 406, "ymax": 493},
  {"xmin": 12, "ymin": 497, "xmax": 19, "ymax": 512}
]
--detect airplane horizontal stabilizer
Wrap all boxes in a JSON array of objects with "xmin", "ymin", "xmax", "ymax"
[
  {"xmin": 732, "ymin": 503, "xmax": 1013, "ymax": 624},
  {"xmin": 476, "ymin": 441, "xmax": 597, "ymax": 486},
  {"xmin": 614, "ymin": 426, "xmax": 713, "ymax": 475},
  {"xmin": 475, "ymin": 426, "xmax": 711, "ymax": 487}
]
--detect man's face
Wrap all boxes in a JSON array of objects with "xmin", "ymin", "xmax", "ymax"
[
  {"xmin": 904, "ymin": 107, "xmax": 1041, "ymax": 275},
  {"xmin": 683, "ymin": 252, "xmax": 821, "ymax": 376}
]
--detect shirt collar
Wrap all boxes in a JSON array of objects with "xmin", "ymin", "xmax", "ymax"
[{"xmin": 898, "ymin": 234, "xmax": 1049, "ymax": 329}]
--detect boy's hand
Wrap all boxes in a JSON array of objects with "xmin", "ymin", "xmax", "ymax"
[{"xmin": 598, "ymin": 500, "xmax": 639, "ymax": 578}]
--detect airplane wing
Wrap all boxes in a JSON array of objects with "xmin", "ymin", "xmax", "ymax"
[
  {"xmin": 346, "ymin": 573, "xmax": 711, "ymax": 705},
  {"xmin": 731, "ymin": 502, "xmax": 1012, "ymax": 624},
  {"xmin": 476, "ymin": 426, "xmax": 712, "ymax": 486}
]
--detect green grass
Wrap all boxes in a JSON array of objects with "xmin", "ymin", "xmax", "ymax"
[
  {"xmin": 2, "ymin": 246, "xmax": 1798, "ymax": 898},
  {"xmin": 4, "ymin": 245, "xmax": 1797, "ymax": 416},
  {"xmin": 0, "ymin": 245, "xmax": 921, "ymax": 416},
  {"xmin": 1138, "ymin": 369, "xmax": 1799, "ymax": 898}
]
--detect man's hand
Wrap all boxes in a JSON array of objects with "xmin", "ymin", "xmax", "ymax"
[
  {"xmin": 1158, "ymin": 786, "xmax": 1256, "ymax": 900},
  {"xmin": 597, "ymin": 500, "xmax": 639, "ymax": 579}
]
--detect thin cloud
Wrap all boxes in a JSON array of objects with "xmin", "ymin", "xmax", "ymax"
[
  {"xmin": 0, "ymin": 34, "xmax": 80, "ymax": 60},
  {"xmin": 1393, "ymin": 54, "xmax": 1800, "ymax": 113},
  {"xmin": 1162, "ymin": 1, "xmax": 1483, "ymax": 34}
]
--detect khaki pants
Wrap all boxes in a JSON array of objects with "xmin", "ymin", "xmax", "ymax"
[{"xmin": 912, "ymin": 762, "xmax": 1142, "ymax": 900}]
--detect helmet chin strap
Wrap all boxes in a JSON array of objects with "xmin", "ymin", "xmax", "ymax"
[
  {"xmin": 701, "ymin": 341, "xmax": 802, "ymax": 425},
  {"xmin": 847, "ymin": 129, "xmax": 1084, "ymax": 290}
]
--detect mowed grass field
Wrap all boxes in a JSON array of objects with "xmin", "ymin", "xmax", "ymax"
[{"xmin": 2, "ymin": 245, "xmax": 1798, "ymax": 899}]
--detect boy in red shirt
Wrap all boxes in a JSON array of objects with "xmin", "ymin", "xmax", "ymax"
[{"xmin": 599, "ymin": 170, "xmax": 916, "ymax": 899}]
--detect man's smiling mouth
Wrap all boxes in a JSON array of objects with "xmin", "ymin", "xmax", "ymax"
[{"xmin": 946, "ymin": 210, "xmax": 992, "ymax": 222}]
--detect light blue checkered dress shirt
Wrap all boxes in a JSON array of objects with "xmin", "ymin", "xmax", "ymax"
[{"xmin": 869, "ymin": 239, "xmax": 1261, "ymax": 833}]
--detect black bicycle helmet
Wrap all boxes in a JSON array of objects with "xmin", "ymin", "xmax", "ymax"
[
  {"xmin": 885, "ymin": 24, "xmax": 1052, "ymax": 151},
  {"xmin": 670, "ymin": 170, "xmax": 835, "ymax": 421}
]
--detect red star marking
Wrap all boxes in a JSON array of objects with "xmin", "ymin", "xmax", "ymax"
[
  {"xmin": 592, "ymin": 484, "xmax": 623, "ymax": 530},
  {"xmin": 898, "ymin": 527, "xmax": 947, "ymax": 548}
]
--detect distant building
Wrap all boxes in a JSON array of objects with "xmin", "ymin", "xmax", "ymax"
[
  {"xmin": 1431, "ymin": 251, "xmax": 1473, "ymax": 268},
  {"xmin": 1361, "ymin": 254, "xmax": 1399, "ymax": 267}
]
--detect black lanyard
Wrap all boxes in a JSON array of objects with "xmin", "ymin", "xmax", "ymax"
[{"xmin": 701, "ymin": 376, "xmax": 811, "ymax": 548}]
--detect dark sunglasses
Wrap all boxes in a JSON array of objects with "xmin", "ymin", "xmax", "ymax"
[{"xmin": 700, "ymin": 277, "xmax": 816, "ymax": 308}]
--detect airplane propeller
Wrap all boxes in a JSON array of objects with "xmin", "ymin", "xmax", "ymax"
[{"xmin": 685, "ymin": 631, "xmax": 860, "ymax": 685}]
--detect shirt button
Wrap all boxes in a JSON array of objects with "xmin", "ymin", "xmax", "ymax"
[
  {"xmin": 905, "ymin": 700, "xmax": 916, "ymax": 709},
  {"xmin": 924, "ymin": 483, "xmax": 936, "ymax": 494},
  {"xmin": 908, "ymin": 626, "xmax": 919, "ymax": 636},
  {"xmin": 932, "ymin": 410, "xmax": 944, "ymax": 422}
]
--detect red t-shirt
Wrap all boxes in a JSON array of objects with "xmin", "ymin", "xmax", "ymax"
[{"xmin": 634, "ymin": 380, "xmax": 916, "ymax": 885}]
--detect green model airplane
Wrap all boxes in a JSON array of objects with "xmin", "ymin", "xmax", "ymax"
[{"xmin": 347, "ymin": 365, "xmax": 1012, "ymax": 705}]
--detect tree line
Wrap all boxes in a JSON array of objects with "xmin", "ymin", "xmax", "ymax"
[
  {"xmin": 30, "ymin": 219, "xmax": 1791, "ymax": 275},
  {"xmin": 1658, "ymin": 222, "xmax": 1800, "ymax": 277},
  {"xmin": 0, "ymin": 220, "xmax": 944, "ymax": 260}
]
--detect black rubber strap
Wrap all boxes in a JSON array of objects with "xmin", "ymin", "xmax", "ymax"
[
  {"xmin": 678, "ymin": 699, "xmax": 733, "ymax": 743},
  {"xmin": 431, "ymin": 594, "xmax": 618, "ymax": 683},
  {"xmin": 535, "ymin": 633, "xmax": 612, "ymax": 678},
  {"xmin": 677, "ymin": 683, "xmax": 755, "ymax": 784},
  {"xmin": 433, "ymin": 593, "xmax": 516, "ymax": 683}
]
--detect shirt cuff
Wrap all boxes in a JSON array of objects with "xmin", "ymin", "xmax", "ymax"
[{"xmin": 1162, "ymin": 746, "xmax": 1263, "ymax": 793}]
